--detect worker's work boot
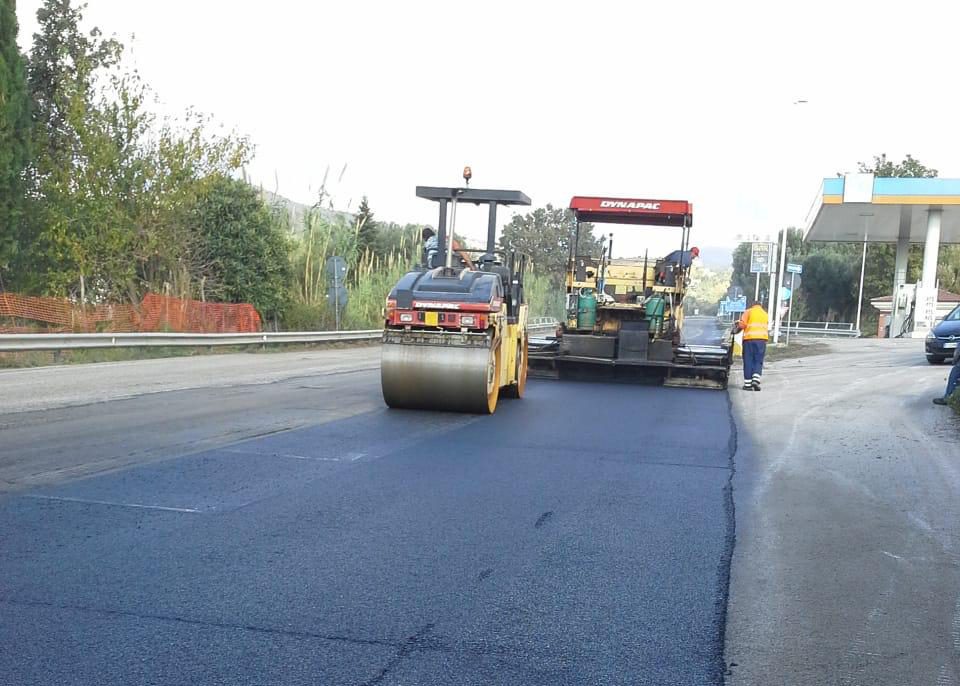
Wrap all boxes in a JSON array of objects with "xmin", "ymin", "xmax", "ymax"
[
  {"xmin": 752, "ymin": 374, "xmax": 761, "ymax": 391},
  {"xmin": 933, "ymin": 397, "xmax": 948, "ymax": 406}
]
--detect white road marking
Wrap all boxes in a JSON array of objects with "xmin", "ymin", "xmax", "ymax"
[
  {"xmin": 222, "ymin": 448, "xmax": 341, "ymax": 462},
  {"xmin": 24, "ymin": 494, "xmax": 201, "ymax": 513}
]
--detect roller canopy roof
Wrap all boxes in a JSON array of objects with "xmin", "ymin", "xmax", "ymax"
[
  {"xmin": 569, "ymin": 196, "xmax": 693, "ymax": 227},
  {"xmin": 416, "ymin": 186, "xmax": 531, "ymax": 206}
]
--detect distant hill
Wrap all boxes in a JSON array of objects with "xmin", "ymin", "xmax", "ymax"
[{"xmin": 258, "ymin": 189, "xmax": 355, "ymax": 235}]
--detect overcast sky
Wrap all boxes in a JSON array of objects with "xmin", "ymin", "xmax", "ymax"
[{"xmin": 15, "ymin": 0, "xmax": 960, "ymax": 257}]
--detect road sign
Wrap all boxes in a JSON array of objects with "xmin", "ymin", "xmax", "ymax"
[
  {"xmin": 723, "ymin": 296, "xmax": 747, "ymax": 313},
  {"xmin": 787, "ymin": 263, "xmax": 803, "ymax": 275},
  {"xmin": 326, "ymin": 256, "xmax": 347, "ymax": 282},
  {"xmin": 327, "ymin": 285, "xmax": 348, "ymax": 309},
  {"xmin": 750, "ymin": 243, "xmax": 773, "ymax": 273},
  {"xmin": 326, "ymin": 256, "xmax": 348, "ymax": 330}
]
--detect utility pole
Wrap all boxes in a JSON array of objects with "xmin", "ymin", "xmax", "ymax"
[
  {"xmin": 773, "ymin": 228, "xmax": 788, "ymax": 343},
  {"xmin": 766, "ymin": 238, "xmax": 777, "ymax": 334}
]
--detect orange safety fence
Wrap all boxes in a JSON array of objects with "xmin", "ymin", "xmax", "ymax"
[{"xmin": 0, "ymin": 293, "xmax": 262, "ymax": 334}]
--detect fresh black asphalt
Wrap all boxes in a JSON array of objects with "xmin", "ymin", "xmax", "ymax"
[{"xmin": 0, "ymin": 379, "xmax": 735, "ymax": 685}]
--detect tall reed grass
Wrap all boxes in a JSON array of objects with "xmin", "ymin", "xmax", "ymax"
[
  {"xmin": 285, "ymin": 210, "xmax": 420, "ymax": 330},
  {"xmin": 284, "ymin": 208, "xmax": 564, "ymax": 330}
]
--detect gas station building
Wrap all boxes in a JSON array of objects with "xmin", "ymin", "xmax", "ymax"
[{"xmin": 804, "ymin": 174, "xmax": 960, "ymax": 337}]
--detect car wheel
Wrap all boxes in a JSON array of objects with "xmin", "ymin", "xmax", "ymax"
[{"xmin": 927, "ymin": 355, "xmax": 947, "ymax": 364}]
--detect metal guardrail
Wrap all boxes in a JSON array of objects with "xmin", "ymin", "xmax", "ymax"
[
  {"xmin": 0, "ymin": 330, "xmax": 382, "ymax": 352},
  {"xmin": 780, "ymin": 321, "xmax": 860, "ymax": 338},
  {"xmin": 0, "ymin": 317, "xmax": 562, "ymax": 352},
  {"xmin": 527, "ymin": 317, "xmax": 559, "ymax": 337}
]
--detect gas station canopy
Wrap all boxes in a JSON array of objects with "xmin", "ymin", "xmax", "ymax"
[
  {"xmin": 804, "ymin": 173, "xmax": 960, "ymax": 338},
  {"xmin": 805, "ymin": 176, "xmax": 960, "ymax": 243}
]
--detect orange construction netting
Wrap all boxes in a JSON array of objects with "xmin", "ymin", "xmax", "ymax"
[{"xmin": 0, "ymin": 293, "xmax": 262, "ymax": 334}]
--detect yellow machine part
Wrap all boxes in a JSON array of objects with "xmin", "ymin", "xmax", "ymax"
[
  {"xmin": 565, "ymin": 256, "xmax": 686, "ymax": 337},
  {"xmin": 498, "ymin": 306, "xmax": 528, "ymax": 399},
  {"xmin": 567, "ymin": 261, "xmax": 685, "ymax": 300},
  {"xmin": 380, "ymin": 304, "xmax": 528, "ymax": 414}
]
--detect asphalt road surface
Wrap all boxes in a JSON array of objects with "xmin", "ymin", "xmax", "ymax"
[
  {"xmin": 0, "ymin": 349, "xmax": 735, "ymax": 685},
  {"xmin": 5, "ymin": 337, "xmax": 957, "ymax": 685}
]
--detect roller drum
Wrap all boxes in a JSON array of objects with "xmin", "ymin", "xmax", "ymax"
[{"xmin": 381, "ymin": 338, "xmax": 499, "ymax": 414}]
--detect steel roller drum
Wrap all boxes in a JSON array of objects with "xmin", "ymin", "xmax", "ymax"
[{"xmin": 381, "ymin": 340, "xmax": 498, "ymax": 414}]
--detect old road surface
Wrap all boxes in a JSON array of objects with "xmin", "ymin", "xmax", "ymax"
[
  {"xmin": 0, "ymin": 346, "xmax": 735, "ymax": 685},
  {"xmin": 4, "ymin": 336, "xmax": 956, "ymax": 684},
  {"xmin": 727, "ymin": 338, "xmax": 960, "ymax": 686}
]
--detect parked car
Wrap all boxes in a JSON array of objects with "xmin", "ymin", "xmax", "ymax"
[{"xmin": 925, "ymin": 304, "xmax": 960, "ymax": 363}]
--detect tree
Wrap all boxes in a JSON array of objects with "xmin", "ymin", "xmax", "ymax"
[
  {"xmin": 27, "ymin": 0, "xmax": 120, "ymax": 161},
  {"xmin": 498, "ymin": 204, "xmax": 600, "ymax": 285},
  {"xmin": 10, "ymin": 0, "xmax": 252, "ymax": 302},
  {"xmin": 0, "ymin": 0, "xmax": 32, "ymax": 277},
  {"xmin": 729, "ymin": 242, "xmax": 754, "ymax": 296},
  {"xmin": 192, "ymin": 175, "xmax": 291, "ymax": 322},
  {"xmin": 127, "ymin": 107, "xmax": 252, "ymax": 300},
  {"xmin": 15, "ymin": 0, "xmax": 125, "ymax": 298},
  {"xmin": 802, "ymin": 252, "xmax": 856, "ymax": 319},
  {"xmin": 354, "ymin": 196, "xmax": 378, "ymax": 257},
  {"xmin": 857, "ymin": 153, "xmax": 937, "ymax": 179}
]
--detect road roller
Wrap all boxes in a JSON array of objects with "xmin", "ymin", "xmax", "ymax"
[{"xmin": 380, "ymin": 176, "xmax": 532, "ymax": 414}]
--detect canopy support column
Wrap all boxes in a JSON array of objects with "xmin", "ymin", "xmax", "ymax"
[{"xmin": 921, "ymin": 208, "xmax": 942, "ymax": 288}]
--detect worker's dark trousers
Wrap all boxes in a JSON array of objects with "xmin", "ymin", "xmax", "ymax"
[
  {"xmin": 944, "ymin": 362, "xmax": 960, "ymax": 398},
  {"xmin": 743, "ymin": 339, "xmax": 766, "ymax": 382}
]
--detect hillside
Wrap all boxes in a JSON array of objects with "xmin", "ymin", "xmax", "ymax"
[{"xmin": 258, "ymin": 189, "xmax": 355, "ymax": 235}]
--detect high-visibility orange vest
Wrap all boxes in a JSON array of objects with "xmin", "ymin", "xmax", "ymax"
[{"xmin": 739, "ymin": 305, "xmax": 769, "ymax": 341}]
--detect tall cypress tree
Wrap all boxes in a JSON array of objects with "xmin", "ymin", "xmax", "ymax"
[
  {"xmin": 355, "ymin": 196, "xmax": 378, "ymax": 258},
  {"xmin": 0, "ymin": 0, "xmax": 31, "ymax": 274}
]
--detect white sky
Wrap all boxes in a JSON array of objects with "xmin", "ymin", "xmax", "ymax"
[{"xmin": 15, "ymin": 0, "xmax": 960, "ymax": 257}]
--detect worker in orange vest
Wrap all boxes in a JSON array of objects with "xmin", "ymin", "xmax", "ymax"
[{"xmin": 735, "ymin": 299, "xmax": 770, "ymax": 391}]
